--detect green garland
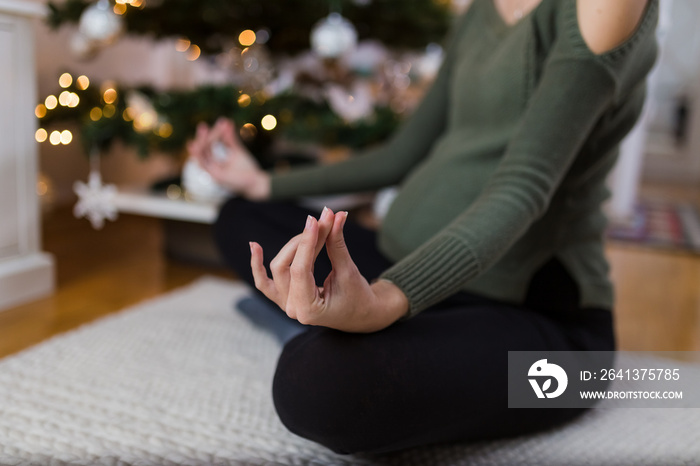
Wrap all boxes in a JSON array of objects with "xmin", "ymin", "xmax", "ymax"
[
  {"xmin": 47, "ymin": 0, "xmax": 450, "ymax": 55},
  {"xmin": 39, "ymin": 81, "xmax": 401, "ymax": 167}
]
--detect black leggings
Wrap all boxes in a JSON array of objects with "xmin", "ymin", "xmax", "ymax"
[{"xmin": 214, "ymin": 198, "xmax": 616, "ymax": 455}]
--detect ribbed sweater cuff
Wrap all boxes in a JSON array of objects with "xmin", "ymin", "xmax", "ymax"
[{"xmin": 379, "ymin": 234, "xmax": 480, "ymax": 318}]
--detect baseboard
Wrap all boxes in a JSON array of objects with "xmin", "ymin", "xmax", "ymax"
[{"xmin": 0, "ymin": 253, "xmax": 55, "ymax": 312}]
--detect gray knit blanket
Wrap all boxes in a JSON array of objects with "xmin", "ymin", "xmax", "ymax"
[{"xmin": 0, "ymin": 277, "xmax": 698, "ymax": 465}]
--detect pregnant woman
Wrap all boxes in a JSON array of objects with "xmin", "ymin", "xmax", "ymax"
[{"xmin": 189, "ymin": 0, "xmax": 658, "ymax": 454}]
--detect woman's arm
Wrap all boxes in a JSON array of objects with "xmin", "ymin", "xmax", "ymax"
[
  {"xmin": 379, "ymin": 0, "xmax": 657, "ymax": 317},
  {"xmin": 250, "ymin": 0, "xmax": 656, "ymax": 331}
]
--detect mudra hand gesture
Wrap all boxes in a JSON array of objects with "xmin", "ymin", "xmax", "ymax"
[
  {"xmin": 187, "ymin": 117, "xmax": 271, "ymax": 200},
  {"xmin": 250, "ymin": 207, "xmax": 409, "ymax": 333}
]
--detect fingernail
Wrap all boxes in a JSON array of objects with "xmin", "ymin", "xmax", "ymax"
[
  {"xmin": 305, "ymin": 215, "xmax": 314, "ymax": 230},
  {"xmin": 249, "ymin": 242, "xmax": 254, "ymax": 254},
  {"xmin": 321, "ymin": 206, "xmax": 330, "ymax": 220}
]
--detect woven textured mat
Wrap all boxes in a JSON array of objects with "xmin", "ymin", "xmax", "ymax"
[{"xmin": 1, "ymin": 277, "xmax": 699, "ymax": 465}]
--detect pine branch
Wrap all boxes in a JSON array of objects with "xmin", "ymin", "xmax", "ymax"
[{"xmin": 47, "ymin": 0, "xmax": 450, "ymax": 55}]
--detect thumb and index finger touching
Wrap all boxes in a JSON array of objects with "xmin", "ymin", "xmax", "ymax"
[
  {"xmin": 288, "ymin": 208, "xmax": 349, "ymax": 295},
  {"xmin": 300, "ymin": 208, "xmax": 350, "ymax": 268},
  {"xmin": 325, "ymin": 210, "xmax": 351, "ymax": 269},
  {"xmin": 212, "ymin": 117, "xmax": 240, "ymax": 149}
]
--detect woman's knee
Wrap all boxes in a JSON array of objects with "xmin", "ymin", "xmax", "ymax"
[{"xmin": 271, "ymin": 330, "xmax": 386, "ymax": 454}]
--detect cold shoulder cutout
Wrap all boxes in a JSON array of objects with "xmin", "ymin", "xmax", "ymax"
[{"xmin": 577, "ymin": 0, "xmax": 650, "ymax": 55}]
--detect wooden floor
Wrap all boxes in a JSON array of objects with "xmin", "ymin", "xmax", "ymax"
[
  {"xmin": 0, "ymin": 208, "xmax": 231, "ymax": 359},
  {"xmin": 1, "ymin": 184, "xmax": 699, "ymax": 358}
]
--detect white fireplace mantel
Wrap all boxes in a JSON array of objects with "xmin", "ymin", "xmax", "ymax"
[{"xmin": 0, "ymin": 0, "xmax": 54, "ymax": 311}]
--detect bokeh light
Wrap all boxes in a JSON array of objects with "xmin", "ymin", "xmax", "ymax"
[
  {"xmin": 77, "ymin": 75, "xmax": 90, "ymax": 90},
  {"xmin": 237, "ymin": 94, "xmax": 251, "ymax": 107},
  {"xmin": 239, "ymin": 30, "xmax": 256, "ymax": 47},
  {"xmin": 59, "ymin": 72, "xmax": 73, "ymax": 88},
  {"xmin": 103, "ymin": 88, "xmax": 117, "ymax": 104},
  {"xmin": 36, "ymin": 180, "xmax": 48, "ymax": 196},
  {"xmin": 90, "ymin": 107, "xmax": 103, "ymax": 121},
  {"xmin": 175, "ymin": 38, "xmax": 191, "ymax": 52},
  {"xmin": 256, "ymin": 29, "xmax": 270, "ymax": 44},
  {"xmin": 59, "ymin": 91, "xmax": 71, "ymax": 106},
  {"xmin": 60, "ymin": 130, "xmax": 73, "ymax": 145},
  {"xmin": 186, "ymin": 44, "xmax": 201, "ymax": 61},
  {"xmin": 261, "ymin": 114, "xmax": 277, "ymax": 131},
  {"xmin": 103, "ymin": 104, "xmax": 116, "ymax": 118},
  {"xmin": 49, "ymin": 131, "xmax": 61, "ymax": 145},
  {"xmin": 35, "ymin": 104, "xmax": 47, "ymax": 118},
  {"xmin": 166, "ymin": 184, "xmax": 182, "ymax": 200},
  {"xmin": 35, "ymin": 128, "xmax": 47, "ymax": 143},
  {"xmin": 67, "ymin": 93, "xmax": 80, "ymax": 108},
  {"xmin": 158, "ymin": 123, "xmax": 173, "ymax": 138},
  {"xmin": 240, "ymin": 123, "xmax": 257, "ymax": 140},
  {"xmin": 45, "ymin": 95, "xmax": 58, "ymax": 110}
]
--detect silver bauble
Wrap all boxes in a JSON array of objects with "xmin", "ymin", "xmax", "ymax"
[
  {"xmin": 78, "ymin": 0, "xmax": 124, "ymax": 44},
  {"xmin": 310, "ymin": 13, "xmax": 358, "ymax": 58}
]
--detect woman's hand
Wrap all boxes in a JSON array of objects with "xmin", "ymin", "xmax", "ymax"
[
  {"xmin": 187, "ymin": 117, "xmax": 270, "ymax": 200},
  {"xmin": 250, "ymin": 208, "xmax": 410, "ymax": 333}
]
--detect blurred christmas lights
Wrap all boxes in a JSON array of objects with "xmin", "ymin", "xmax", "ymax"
[
  {"xmin": 77, "ymin": 75, "xmax": 90, "ymax": 90},
  {"xmin": 261, "ymin": 114, "xmax": 277, "ymax": 130},
  {"xmin": 35, "ymin": 104, "xmax": 47, "ymax": 118},
  {"xmin": 186, "ymin": 44, "xmax": 201, "ymax": 61},
  {"xmin": 103, "ymin": 88, "xmax": 117, "ymax": 104},
  {"xmin": 239, "ymin": 30, "xmax": 256, "ymax": 47},
  {"xmin": 35, "ymin": 128, "xmax": 48, "ymax": 143},
  {"xmin": 90, "ymin": 107, "xmax": 103, "ymax": 121},
  {"xmin": 175, "ymin": 38, "xmax": 190, "ymax": 52},
  {"xmin": 59, "ymin": 72, "xmax": 73, "ymax": 88},
  {"xmin": 45, "ymin": 95, "xmax": 58, "ymax": 110},
  {"xmin": 238, "ymin": 94, "xmax": 251, "ymax": 107}
]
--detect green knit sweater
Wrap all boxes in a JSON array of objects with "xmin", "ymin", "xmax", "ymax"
[{"xmin": 270, "ymin": 0, "xmax": 659, "ymax": 317}]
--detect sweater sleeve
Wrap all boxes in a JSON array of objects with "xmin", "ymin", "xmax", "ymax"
[
  {"xmin": 380, "ymin": 0, "xmax": 658, "ymax": 316},
  {"xmin": 269, "ymin": 13, "xmax": 473, "ymax": 200}
]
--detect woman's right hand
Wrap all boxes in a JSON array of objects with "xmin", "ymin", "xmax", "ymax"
[{"xmin": 187, "ymin": 117, "xmax": 271, "ymax": 200}]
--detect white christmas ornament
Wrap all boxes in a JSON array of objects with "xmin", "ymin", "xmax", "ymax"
[
  {"xmin": 310, "ymin": 13, "xmax": 358, "ymax": 58},
  {"xmin": 78, "ymin": 0, "xmax": 124, "ymax": 45},
  {"xmin": 73, "ymin": 170, "xmax": 118, "ymax": 230}
]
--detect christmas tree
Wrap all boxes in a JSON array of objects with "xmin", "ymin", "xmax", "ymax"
[{"xmin": 39, "ymin": 0, "xmax": 452, "ymax": 166}]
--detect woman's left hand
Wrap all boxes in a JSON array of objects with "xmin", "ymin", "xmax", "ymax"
[{"xmin": 249, "ymin": 208, "xmax": 409, "ymax": 333}]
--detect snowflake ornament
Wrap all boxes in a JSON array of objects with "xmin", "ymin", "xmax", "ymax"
[{"xmin": 73, "ymin": 170, "xmax": 118, "ymax": 229}]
